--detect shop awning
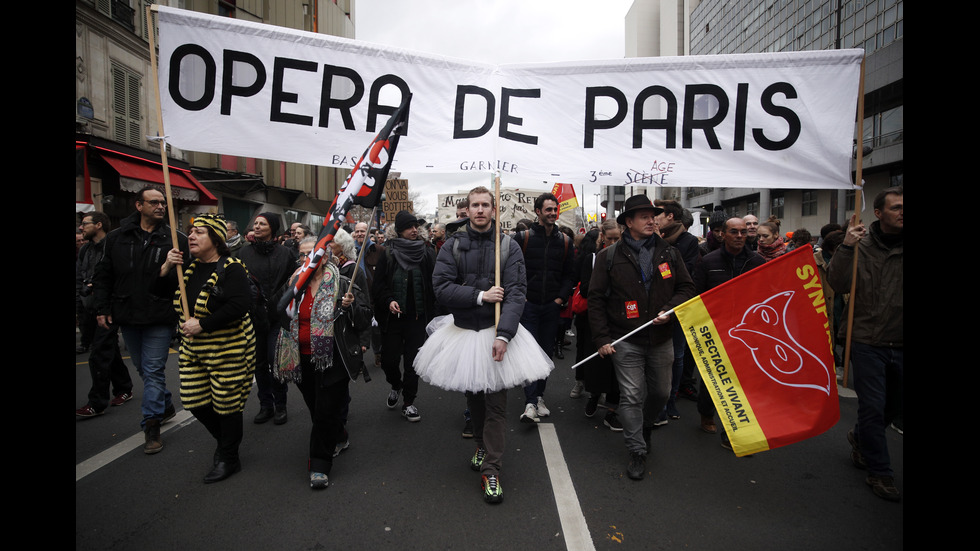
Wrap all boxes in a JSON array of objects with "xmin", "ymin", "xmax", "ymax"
[{"xmin": 99, "ymin": 151, "xmax": 217, "ymax": 205}]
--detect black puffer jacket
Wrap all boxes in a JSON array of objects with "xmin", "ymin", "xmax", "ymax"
[
  {"xmin": 515, "ymin": 223, "xmax": 575, "ymax": 305},
  {"xmin": 692, "ymin": 247, "xmax": 767, "ymax": 294}
]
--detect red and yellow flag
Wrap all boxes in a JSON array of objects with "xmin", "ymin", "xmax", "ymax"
[
  {"xmin": 551, "ymin": 183, "xmax": 579, "ymax": 214},
  {"xmin": 674, "ymin": 245, "xmax": 839, "ymax": 456}
]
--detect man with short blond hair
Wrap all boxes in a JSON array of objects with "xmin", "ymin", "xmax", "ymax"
[{"xmin": 425, "ymin": 186, "xmax": 537, "ymax": 503}]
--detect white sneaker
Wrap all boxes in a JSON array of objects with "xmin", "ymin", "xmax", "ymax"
[
  {"xmin": 569, "ymin": 381, "xmax": 585, "ymax": 398},
  {"xmin": 536, "ymin": 397, "xmax": 551, "ymax": 417},
  {"xmin": 520, "ymin": 403, "xmax": 540, "ymax": 423},
  {"xmin": 402, "ymin": 404, "xmax": 421, "ymax": 422},
  {"xmin": 310, "ymin": 472, "xmax": 329, "ymax": 489}
]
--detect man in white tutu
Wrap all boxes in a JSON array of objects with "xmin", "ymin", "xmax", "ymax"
[{"xmin": 415, "ymin": 186, "xmax": 554, "ymax": 504}]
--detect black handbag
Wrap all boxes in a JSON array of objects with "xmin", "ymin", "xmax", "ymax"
[{"xmin": 333, "ymin": 308, "xmax": 367, "ymax": 381}]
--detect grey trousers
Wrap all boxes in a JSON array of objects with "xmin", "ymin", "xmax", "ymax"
[{"xmin": 611, "ymin": 339, "xmax": 673, "ymax": 454}]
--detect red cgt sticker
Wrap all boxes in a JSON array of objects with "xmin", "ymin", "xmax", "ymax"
[{"xmin": 625, "ymin": 300, "xmax": 639, "ymax": 319}]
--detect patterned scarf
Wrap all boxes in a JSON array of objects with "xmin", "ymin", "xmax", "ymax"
[
  {"xmin": 274, "ymin": 263, "xmax": 338, "ymax": 383},
  {"xmin": 758, "ymin": 236, "xmax": 788, "ymax": 260}
]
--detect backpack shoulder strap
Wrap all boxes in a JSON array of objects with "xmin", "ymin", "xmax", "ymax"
[
  {"xmin": 603, "ymin": 242, "xmax": 619, "ymax": 297},
  {"xmin": 521, "ymin": 229, "xmax": 532, "ymax": 251}
]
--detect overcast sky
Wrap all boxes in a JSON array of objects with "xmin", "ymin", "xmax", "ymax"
[{"xmin": 354, "ymin": 0, "xmax": 632, "ymax": 217}]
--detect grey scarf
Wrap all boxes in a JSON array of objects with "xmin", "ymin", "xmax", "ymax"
[
  {"xmin": 622, "ymin": 231, "xmax": 656, "ymax": 291},
  {"xmin": 388, "ymin": 238, "xmax": 426, "ymax": 270}
]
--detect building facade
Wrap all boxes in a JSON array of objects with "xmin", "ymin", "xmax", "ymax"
[
  {"xmin": 76, "ymin": 0, "xmax": 355, "ymax": 234},
  {"xmin": 625, "ymin": 0, "xmax": 903, "ymax": 237}
]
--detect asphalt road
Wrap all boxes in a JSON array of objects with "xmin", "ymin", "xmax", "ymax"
[{"xmin": 76, "ymin": 332, "xmax": 903, "ymax": 551}]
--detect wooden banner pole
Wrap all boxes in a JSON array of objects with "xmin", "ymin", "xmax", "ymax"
[
  {"xmin": 146, "ymin": 4, "xmax": 190, "ymax": 321},
  {"xmin": 841, "ymin": 55, "xmax": 867, "ymax": 389}
]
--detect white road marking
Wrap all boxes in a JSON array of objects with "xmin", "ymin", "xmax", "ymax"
[
  {"xmin": 538, "ymin": 423, "xmax": 596, "ymax": 551},
  {"xmin": 75, "ymin": 410, "xmax": 194, "ymax": 482}
]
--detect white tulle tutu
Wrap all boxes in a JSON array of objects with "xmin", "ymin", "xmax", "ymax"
[{"xmin": 414, "ymin": 315, "xmax": 555, "ymax": 393}]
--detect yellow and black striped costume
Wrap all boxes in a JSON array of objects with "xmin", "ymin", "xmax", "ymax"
[{"xmin": 174, "ymin": 257, "xmax": 256, "ymax": 415}]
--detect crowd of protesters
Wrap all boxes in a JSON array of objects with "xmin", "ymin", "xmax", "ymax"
[{"xmin": 77, "ymin": 185, "xmax": 902, "ymax": 503}]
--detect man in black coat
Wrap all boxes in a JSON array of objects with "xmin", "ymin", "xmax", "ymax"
[
  {"xmin": 589, "ymin": 195, "xmax": 695, "ymax": 481},
  {"xmin": 94, "ymin": 186, "xmax": 188, "ymax": 454},
  {"xmin": 372, "ymin": 211, "xmax": 436, "ymax": 422},
  {"xmin": 653, "ymin": 199, "xmax": 701, "ymax": 422},
  {"xmin": 514, "ymin": 193, "xmax": 575, "ymax": 423},
  {"xmin": 691, "ymin": 217, "xmax": 766, "ymax": 446},
  {"xmin": 76, "ymin": 211, "xmax": 134, "ymax": 418}
]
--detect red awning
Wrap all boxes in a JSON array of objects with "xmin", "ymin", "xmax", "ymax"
[{"xmin": 100, "ymin": 152, "xmax": 217, "ymax": 205}]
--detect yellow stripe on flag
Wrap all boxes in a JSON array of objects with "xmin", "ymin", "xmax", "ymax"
[{"xmin": 676, "ymin": 297, "xmax": 770, "ymax": 456}]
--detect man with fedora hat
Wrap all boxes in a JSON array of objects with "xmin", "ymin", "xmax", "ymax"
[
  {"xmin": 373, "ymin": 210, "xmax": 437, "ymax": 422},
  {"xmin": 588, "ymin": 194, "xmax": 695, "ymax": 481}
]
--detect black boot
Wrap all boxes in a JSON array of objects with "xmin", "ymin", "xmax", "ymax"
[
  {"xmin": 144, "ymin": 419, "xmax": 163, "ymax": 454},
  {"xmin": 205, "ymin": 412, "xmax": 243, "ymax": 483}
]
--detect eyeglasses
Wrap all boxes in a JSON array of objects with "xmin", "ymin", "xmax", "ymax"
[
  {"xmin": 80, "ymin": 221, "xmax": 95, "ymax": 226},
  {"xmin": 141, "ymin": 199, "xmax": 167, "ymax": 207}
]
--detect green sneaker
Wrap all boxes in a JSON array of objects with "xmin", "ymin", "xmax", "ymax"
[
  {"xmin": 482, "ymin": 474, "xmax": 503, "ymax": 504},
  {"xmin": 470, "ymin": 447, "xmax": 487, "ymax": 471}
]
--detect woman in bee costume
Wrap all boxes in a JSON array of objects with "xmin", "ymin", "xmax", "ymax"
[{"xmin": 159, "ymin": 214, "xmax": 255, "ymax": 484}]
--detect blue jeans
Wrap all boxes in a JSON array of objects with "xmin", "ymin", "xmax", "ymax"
[
  {"xmin": 121, "ymin": 324, "xmax": 174, "ymax": 429},
  {"xmin": 851, "ymin": 343, "xmax": 903, "ymax": 477},
  {"xmin": 611, "ymin": 339, "xmax": 673, "ymax": 454},
  {"xmin": 521, "ymin": 301, "xmax": 560, "ymax": 404}
]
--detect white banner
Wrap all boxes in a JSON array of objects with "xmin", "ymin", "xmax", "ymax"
[
  {"xmin": 437, "ymin": 188, "xmax": 544, "ymax": 231},
  {"xmin": 157, "ymin": 6, "xmax": 863, "ymax": 189}
]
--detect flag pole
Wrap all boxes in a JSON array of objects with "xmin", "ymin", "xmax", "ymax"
[
  {"xmin": 494, "ymin": 173, "xmax": 502, "ymax": 328},
  {"xmin": 346, "ymin": 205, "xmax": 378, "ymax": 297},
  {"xmin": 146, "ymin": 4, "xmax": 190, "ymax": 322},
  {"xmin": 569, "ymin": 309, "xmax": 675, "ymax": 370},
  {"xmin": 841, "ymin": 56, "xmax": 867, "ymax": 389}
]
